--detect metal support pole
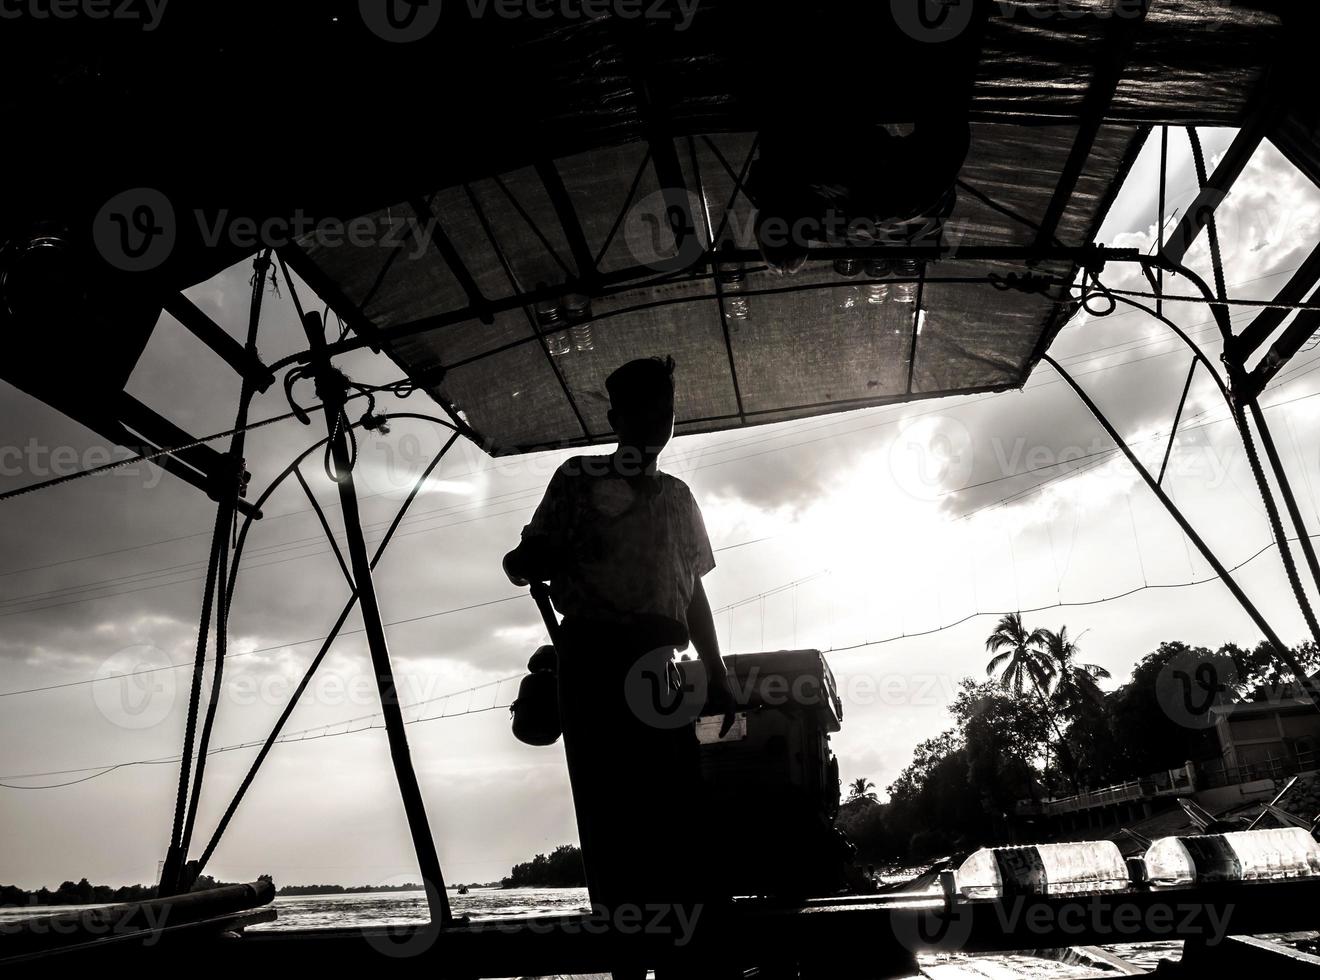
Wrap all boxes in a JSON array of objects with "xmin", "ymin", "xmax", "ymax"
[
  {"xmin": 160, "ymin": 250, "xmax": 270, "ymax": 897},
  {"xmin": 1157, "ymin": 358, "xmax": 1197, "ymax": 486},
  {"xmin": 298, "ymin": 311, "xmax": 452, "ymax": 925},
  {"xmin": 1157, "ymin": 126, "xmax": 1167, "ymax": 318},
  {"xmin": 1043, "ymin": 354, "xmax": 1320, "ymax": 713},
  {"xmin": 194, "ymin": 423, "xmax": 460, "ymax": 878},
  {"xmin": 688, "ymin": 136, "xmax": 746, "ymax": 424}
]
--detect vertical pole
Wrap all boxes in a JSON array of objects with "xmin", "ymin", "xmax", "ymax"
[
  {"xmin": 1157, "ymin": 126, "xmax": 1167, "ymax": 318},
  {"xmin": 298, "ymin": 311, "xmax": 451, "ymax": 925},
  {"xmin": 159, "ymin": 251, "xmax": 270, "ymax": 897}
]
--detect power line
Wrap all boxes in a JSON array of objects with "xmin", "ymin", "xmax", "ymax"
[
  {"xmin": 11, "ymin": 372, "xmax": 1320, "ymax": 700},
  {"xmin": 11, "ymin": 531, "xmax": 1316, "ymax": 790},
  {"xmin": 0, "ymin": 536, "xmax": 776, "ymax": 699},
  {"xmin": 0, "ymin": 674, "xmax": 522, "ymax": 788},
  {"xmin": 823, "ymin": 534, "xmax": 1314, "ymax": 656},
  {"xmin": 0, "ymin": 301, "xmax": 1249, "ymax": 595}
]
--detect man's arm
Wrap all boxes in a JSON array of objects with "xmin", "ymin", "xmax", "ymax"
[
  {"xmin": 687, "ymin": 577, "xmax": 722, "ymax": 673},
  {"xmin": 504, "ymin": 468, "xmax": 565, "ymax": 586},
  {"xmin": 687, "ymin": 577, "xmax": 737, "ymax": 736}
]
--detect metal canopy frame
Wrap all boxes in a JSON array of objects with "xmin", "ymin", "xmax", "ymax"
[
  {"xmin": 1043, "ymin": 119, "xmax": 1320, "ymax": 715},
  {"xmin": 1033, "ymin": 0, "xmax": 1151, "ymax": 250}
]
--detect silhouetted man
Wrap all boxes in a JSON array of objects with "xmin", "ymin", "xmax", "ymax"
[{"xmin": 503, "ymin": 356, "xmax": 734, "ymax": 974}]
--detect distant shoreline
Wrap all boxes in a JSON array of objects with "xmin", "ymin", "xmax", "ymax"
[{"xmin": 276, "ymin": 883, "xmax": 502, "ymax": 897}]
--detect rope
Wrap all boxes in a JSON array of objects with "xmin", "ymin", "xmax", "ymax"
[
  {"xmin": 0, "ymin": 376, "xmax": 421, "ymax": 506},
  {"xmin": 0, "ymin": 409, "xmax": 304, "ymax": 503},
  {"xmin": 1174, "ymin": 135, "xmax": 1320, "ymax": 709},
  {"xmin": 160, "ymin": 497, "xmax": 225, "ymax": 891}
]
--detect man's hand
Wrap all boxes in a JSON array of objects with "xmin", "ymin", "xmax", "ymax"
[
  {"xmin": 503, "ymin": 550, "xmax": 531, "ymax": 587},
  {"xmin": 706, "ymin": 669, "xmax": 739, "ymax": 739},
  {"xmin": 504, "ymin": 540, "xmax": 554, "ymax": 587}
]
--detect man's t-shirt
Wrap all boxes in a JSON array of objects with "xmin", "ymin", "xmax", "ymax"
[{"xmin": 522, "ymin": 455, "xmax": 715, "ymax": 642}]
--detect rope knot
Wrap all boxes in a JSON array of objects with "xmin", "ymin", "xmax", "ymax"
[{"xmin": 314, "ymin": 367, "xmax": 352, "ymax": 409}]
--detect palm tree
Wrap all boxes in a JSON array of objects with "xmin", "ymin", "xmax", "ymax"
[
  {"xmin": 986, "ymin": 613, "xmax": 1070, "ymax": 793},
  {"xmin": 985, "ymin": 612, "xmax": 1054, "ymax": 697},
  {"xmin": 1043, "ymin": 627, "xmax": 1111, "ymax": 720},
  {"xmin": 847, "ymin": 777, "xmax": 876, "ymax": 803}
]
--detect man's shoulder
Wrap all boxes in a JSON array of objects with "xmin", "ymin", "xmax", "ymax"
[
  {"xmin": 659, "ymin": 471, "xmax": 697, "ymax": 502},
  {"xmin": 556, "ymin": 455, "xmax": 613, "ymax": 480}
]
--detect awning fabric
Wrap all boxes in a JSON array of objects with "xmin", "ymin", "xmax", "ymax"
[{"xmin": 282, "ymin": 0, "xmax": 1288, "ymax": 456}]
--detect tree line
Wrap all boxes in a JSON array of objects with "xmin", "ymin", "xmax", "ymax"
[
  {"xmin": 837, "ymin": 613, "xmax": 1320, "ymax": 863},
  {"xmin": 501, "ymin": 844, "xmax": 586, "ymax": 888}
]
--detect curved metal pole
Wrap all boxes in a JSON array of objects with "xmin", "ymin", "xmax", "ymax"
[
  {"xmin": 1042, "ymin": 354, "xmax": 1320, "ymax": 713},
  {"xmin": 1106, "ymin": 289, "xmax": 1231, "ymax": 403},
  {"xmin": 1155, "ymin": 255, "xmax": 1320, "ymax": 652},
  {"xmin": 194, "ymin": 419, "xmax": 460, "ymax": 878}
]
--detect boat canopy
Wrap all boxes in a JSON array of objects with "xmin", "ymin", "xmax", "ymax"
[{"xmin": 2, "ymin": 0, "xmax": 1316, "ymax": 459}]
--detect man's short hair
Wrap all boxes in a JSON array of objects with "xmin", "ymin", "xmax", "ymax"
[{"xmin": 606, "ymin": 356, "xmax": 675, "ymax": 413}]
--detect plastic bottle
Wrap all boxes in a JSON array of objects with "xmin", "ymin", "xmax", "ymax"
[
  {"xmin": 535, "ymin": 288, "xmax": 571, "ymax": 356},
  {"xmin": 955, "ymin": 841, "xmax": 1130, "ymax": 898},
  {"xmin": 718, "ymin": 242, "xmax": 751, "ymax": 320},
  {"xmin": 570, "ymin": 322, "xmax": 594, "ymax": 353},
  {"xmin": 894, "ymin": 258, "xmax": 921, "ymax": 305},
  {"xmin": 865, "ymin": 257, "xmax": 894, "ymax": 306},
  {"xmin": 563, "ymin": 292, "xmax": 594, "ymax": 353},
  {"xmin": 1144, "ymin": 827, "xmax": 1320, "ymax": 888}
]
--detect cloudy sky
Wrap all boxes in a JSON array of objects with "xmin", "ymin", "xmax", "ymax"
[{"xmin": 4, "ymin": 127, "xmax": 1320, "ymax": 890}]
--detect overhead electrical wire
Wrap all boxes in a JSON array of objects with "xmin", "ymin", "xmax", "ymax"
[
  {"xmin": 9, "ymin": 353, "xmax": 1320, "ymax": 698},
  {"xmin": 9, "ymin": 529, "xmax": 1318, "ymax": 791},
  {"xmin": 0, "ymin": 298, "xmax": 1265, "ymax": 605}
]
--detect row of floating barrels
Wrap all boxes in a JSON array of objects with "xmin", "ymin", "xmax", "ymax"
[{"xmin": 950, "ymin": 827, "xmax": 1320, "ymax": 898}]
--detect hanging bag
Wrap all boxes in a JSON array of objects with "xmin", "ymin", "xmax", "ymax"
[{"xmin": 510, "ymin": 582, "xmax": 562, "ymax": 746}]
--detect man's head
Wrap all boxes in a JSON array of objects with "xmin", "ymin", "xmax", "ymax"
[{"xmin": 606, "ymin": 356, "xmax": 676, "ymax": 462}]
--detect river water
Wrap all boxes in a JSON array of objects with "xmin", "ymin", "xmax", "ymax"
[
  {"xmin": 246, "ymin": 886, "xmax": 1188, "ymax": 976},
  {"xmin": 0, "ymin": 886, "xmax": 1187, "ymax": 974}
]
